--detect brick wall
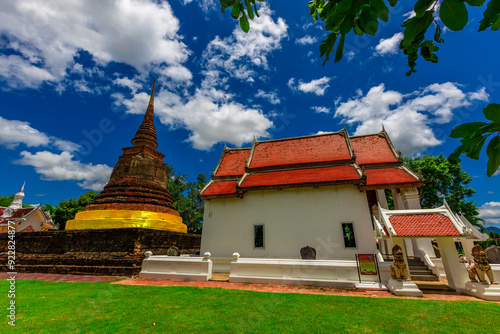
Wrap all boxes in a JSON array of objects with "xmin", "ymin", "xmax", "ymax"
[{"xmin": 0, "ymin": 229, "xmax": 201, "ymax": 276}]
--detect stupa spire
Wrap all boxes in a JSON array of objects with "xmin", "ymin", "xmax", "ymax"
[
  {"xmin": 131, "ymin": 79, "xmax": 158, "ymax": 149},
  {"xmin": 9, "ymin": 182, "xmax": 25, "ymax": 210}
]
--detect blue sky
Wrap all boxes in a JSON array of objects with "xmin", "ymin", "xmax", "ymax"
[{"xmin": 0, "ymin": 1, "xmax": 499, "ymax": 227}]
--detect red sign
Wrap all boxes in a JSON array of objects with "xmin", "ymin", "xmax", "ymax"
[{"xmin": 358, "ymin": 254, "xmax": 377, "ymax": 275}]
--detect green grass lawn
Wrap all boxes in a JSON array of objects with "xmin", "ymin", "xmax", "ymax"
[{"xmin": 1, "ymin": 279, "xmax": 499, "ymax": 333}]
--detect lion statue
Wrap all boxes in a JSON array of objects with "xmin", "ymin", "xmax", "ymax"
[
  {"xmin": 390, "ymin": 245, "xmax": 409, "ymax": 281},
  {"xmin": 467, "ymin": 244, "xmax": 499, "ymax": 285}
]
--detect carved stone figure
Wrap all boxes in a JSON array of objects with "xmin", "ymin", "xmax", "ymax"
[
  {"xmin": 300, "ymin": 245, "xmax": 316, "ymax": 260},
  {"xmin": 166, "ymin": 246, "xmax": 180, "ymax": 256},
  {"xmin": 390, "ymin": 245, "xmax": 409, "ymax": 281},
  {"xmin": 467, "ymin": 244, "xmax": 499, "ymax": 285}
]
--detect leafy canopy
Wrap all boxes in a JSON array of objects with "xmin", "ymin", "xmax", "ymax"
[
  {"xmin": 52, "ymin": 191, "xmax": 98, "ymax": 230},
  {"xmin": 166, "ymin": 163, "xmax": 207, "ymax": 234},
  {"xmin": 221, "ymin": 0, "xmax": 500, "ymax": 75},
  {"xmin": 404, "ymin": 154, "xmax": 483, "ymax": 227}
]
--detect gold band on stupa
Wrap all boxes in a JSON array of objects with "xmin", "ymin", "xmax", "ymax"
[{"xmin": 66, "ymin": 210, "xmax": 186, "ymax": 233}]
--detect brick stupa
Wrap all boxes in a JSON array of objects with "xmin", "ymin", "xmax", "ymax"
[{"xmin": 66, "ymin": 80, "xmax": 186, "ymax": 232}]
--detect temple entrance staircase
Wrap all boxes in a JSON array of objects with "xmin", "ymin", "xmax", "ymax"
[{"xmin": 407, "ymin": 256, "xmax": 439, "ymax": 281}]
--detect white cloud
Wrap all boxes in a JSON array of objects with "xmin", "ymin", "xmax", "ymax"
[
  {"xmin": 255, "ymin": 89, "xmax": 281, "ymax": 104},
  {"xmin": 375, "ymin": 33, "xmax": 404, "ymax": 56},
  {"xmin": 334, "ymin": 83, "xmax": 488, "ymax": 155},
  {"xmin": 114, "ymin": 88, "xmax": 273, "ymax": 150},
  {"xmin": 288, "ymin": 76, "xmax": 331, "ymax": 96},
  {"xmin": 479, "ymin": 202, "xmax": 500, "ymax": 227},
  {"xmin": 202, "ymin": 5, "xmax": 287, "ymax": 84},
  {"xmin": 0, "ymin": 116, "xmax": 80, "ymax": 152},
  {"xmin": 15, "ymin": 151, "xmax": 112, "ymax": 191},
  {"xmin": 311, "ymin": 106, "xmax": 330, "ymax": 114},
  {"xmin": 0, "ymin": 0, "xmax": 190, "ymax": 88},
  {"xmin": 296, "ymin": 35, "xmax": 317, "ymax": 45}
]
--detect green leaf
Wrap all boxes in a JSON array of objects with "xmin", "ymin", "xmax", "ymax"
[
  {"xmin": 335, "ymin": 34, "xmax": 345, "ymax": 63},
  {"xmin": 464, "ymin": 135, "xmax": 487, "ymax": 160},
  {"xmin": 479, "ymin": 0, "xmax": 500, "ymax": 31},
  {"xmin": 239, "ymin": 11, "xmax": 250, "ymax": 32},
  {"xmin": 359, "ymin": 5, "xmax": 379, "ymax": 36},
  {"xmin": 483, "ymin": 103, "xmax": 500, "ymax": 122},
  {"xmin": 486, "ymin": 135, "xmax": 500, "ymax": 177},
  {"xmin": 414, "ymin": 0, "xmax": 435, "ymax": 18},
  {"xmin": 388, "ymin": 0, "xmax": 398, "ymax": 7},
  {"xmin": 450, "ymin": 122, "xmax": 488, "ymax": 138},
  {"xmin": 440, "ymin": 0, "xmax": 468, "ymax": 31},
  {"xmin": 402, "ymin": 11, "xmax": 434, "ymax": 45},
  {"xmin": 448, "ymin": 145, "xmax": 465, "ymax": 163},
  {"xmin": 465, "ymin": 0, "xmax": 486, "ymax": 6},
  {"xmin": 433, "ymin": 23, "xmax": 444, "ymax": 43},
  {"xmin": 370, "ymin": 0, "xmax": 389, "ymax": 22},
  {"xmin": 231, "ymin": 4, "xmax": 241, "ymax": 19},
  {"xmin": 245, "ymin": 0, "xmax": 254, "ymax": 19},
  {"xmin": 340, "ymin": 14, "xmax": 355, "ymax": 35},
  {"xmin": 472, "ymin": 122, "xmax": 500, "ymax": 137},
  {"xmin": 492, "ymin": 15, "xmax": 500, "ymax": 30},
  {"xmin": 353, "ymin": 18, "xmax": 364, "ymax": 36}
]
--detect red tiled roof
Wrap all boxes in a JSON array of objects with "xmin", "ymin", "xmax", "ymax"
[
  {"xmin": 389, "ymin": 213, "xmax": 460, "ymax": 237},
  {"xmin": 0, "ymin": 207, "xmax": 37, "ymax": 224},
  {"xmin": 351, "ymin": 135, "xmax": 399, "ymax": 165},
  {"xmin": 214, "ymin": 149, "xmax": 251, "ymax": 177},
  {"xmin": 240, "ymin": 166, "xmax": 361, "ymax": 188},
  {"xmin": 200, "ymin": 181, "xmax": 238, "ymax": 197},
  {"xmin": 248, "ymin": 133, "xmax": 352, "ymax": 169},
  {"xmin": 364, "ymin": 168, "xmax": 419, "ymax": 186}
]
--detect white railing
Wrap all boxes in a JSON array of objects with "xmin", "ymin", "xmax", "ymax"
[
  {"xmin": 139, "ymin": 251, "xmax": 213, "ymax": 281},
  {"xmin": 417, "ymin": 249, "xmax": 439, "ymax": 277},
  {"xmin": 229, "ymin": 253, "xmax": 392, "ymax": 287}
]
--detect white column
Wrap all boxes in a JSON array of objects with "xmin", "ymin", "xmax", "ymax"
[
  {"xmin": 462, "ymin": 240, "xmax": 475, "ymax": 262},
  {"xmin": 391, "ymin": 188, "xmax": 405, "ymax": 210},
  {"xmin": 436, "ymin": 238, "xmax": 468, "ymax": 292},
  {"xmin": 376, "ymin": 189, "xmax": 389, "ymax": 209},
  {"xmin": 400, "ymin": 187, "xmax": 420, "ymax": 210},
  {"xmin": 405, "ymin": 239, "xmax": 415, "ymax": 257}
]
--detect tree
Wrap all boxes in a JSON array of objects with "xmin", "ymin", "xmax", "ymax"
[
  {"xmin": 404, "ymin": 154, "xmax": 483, "ymax": 228},
  {"xmin": 52, "ymin": 191, "xmax": 98, "ymax": 230},
  {"xmin": 220, "ymin": 0, "xmax": 500, "ymax": 176},
  {"xmin": 165, "ymin": 163, "xmax": 208, "ymax": 234},
  {"xmin": 0, "ymin": 195, "xmax": 14, "ymax": 207}
]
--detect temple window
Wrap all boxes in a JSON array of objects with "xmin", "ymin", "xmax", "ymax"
[
  {"xmin": 341, "ymin": 222, "xmax": 357, "ymax": 248},
  {"xmin": 254, "ymin": 225, "xmax": 264, "ymax": 248}
]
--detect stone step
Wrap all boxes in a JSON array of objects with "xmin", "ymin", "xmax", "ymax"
[{"xmin": 411, "ymin": 274, "xmax": 440, "ymax": 282}]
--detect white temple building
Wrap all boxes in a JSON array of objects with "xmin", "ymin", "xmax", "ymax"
[
  {"xmin": 196, "ymin": 129, "xmax": 488, "ymax": 291},
  {"xmin": 0, "ymin": 183, "xmax": 56, "ymax": 233},
  {"xmin": 141, "ymin": 129, "xmax": 494, "ymax": 296}
]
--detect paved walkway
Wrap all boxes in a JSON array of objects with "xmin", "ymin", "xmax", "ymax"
[
  {"xmin": 2, "ymin": 272, "xmax": 491, "ymax": 302},
  {"xmin": 0, "ymin": 273, "xmax": 124, "ymax": 283}
]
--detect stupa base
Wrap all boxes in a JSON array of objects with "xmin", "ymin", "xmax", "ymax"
[{"xmin": 66, "ymin": 209, "xmax": 186, "ymax": 233}]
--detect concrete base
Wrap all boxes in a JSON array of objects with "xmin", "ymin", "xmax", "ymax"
[
  {"xmin": 464, "ymin": 281, "xmax": 500, "ymax": 301},
  {"xmin": 229, "ymin": 276, "xmax": 358, "ymax": 288},
  {"xmin": 139, "ymin": 255, "xmax": 212, "ymax": 281},
  {"xmin": 356, "ymin": 282, "xmax": 387, "ymax": 290},
  {"xmin": 387, "ymin": 278, "xmax": 423, "ymax": 297}
]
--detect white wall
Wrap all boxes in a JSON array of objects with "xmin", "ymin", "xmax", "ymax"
[
  {"xmin": 15, "ymin": 210, "xmax": 46, "ymax": 232},
  {"xmin": 201, "ymin": 185, "xmax": 377, "ymax": 261}
]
